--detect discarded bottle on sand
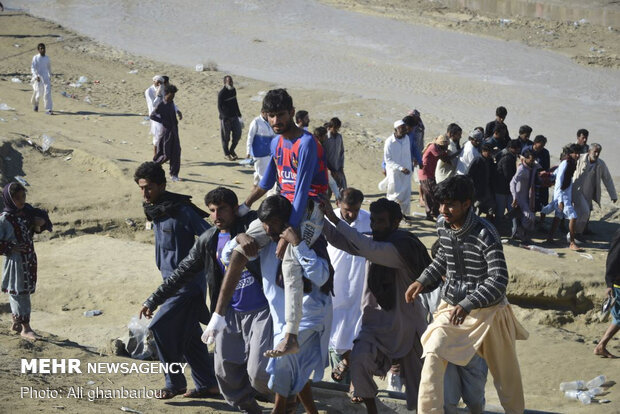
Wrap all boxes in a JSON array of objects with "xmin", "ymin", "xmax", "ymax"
[
  {"xmin": 587, "ymin": 387, "xmax": 603, "ymax": 397},
  {"xmin": 525, "ymin": 244, "xmax": 558, "ymax": 256},
  {"xmin": 84, "ymin": 310, "xmax": 102, "ymax": 317},
  {"xmin": 586, "ymin": 375, "xmax": 606, "ymax": 389},
  {"xmin": 560, "ymin": 380, "xmax": 585, "ymax": 391},
  {"xmin": 564, "ymin": 391, "xmax": 591, "ymax": 404}
]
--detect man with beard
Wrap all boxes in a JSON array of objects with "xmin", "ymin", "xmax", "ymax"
[
  {"xmin": 218, "ymin": 75, "xmax": 243, "ymax": 160},
  {"xmin": 211, "ymin": 195, "xmax": 332, "ymax": 414},
  {"xmin": 320, "ymin": 197, "xmax": 431, "ymax": 413},
  {"xmin": 141, "ymin": 186, "xmax": 272, "ymax": 412},
  {"xmin": 383, "ymin": 120, "xmax": 413, "ymax": 217},
  {"xmin": 407, "ymin": 175, "xmax": 528, "ymax": 414},
  {"xmin": 134, "ymin": 162, "xmax": 218, "ymax": 399},
  {"xmin": 572, "ymin": 143, "xmax": 617, "ymax": 240},
  {"xmin": 238, "ymin": 89, "xmax": 329, "ymax": 358}
]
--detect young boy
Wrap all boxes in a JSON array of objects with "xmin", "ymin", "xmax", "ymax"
[
  {"xmin": 31, "ymin": 43, "xmax": 53, "ymax": 115},
  {"xmin": 151, "ymin": 84, "xmax": 182, "ymax": 182}
]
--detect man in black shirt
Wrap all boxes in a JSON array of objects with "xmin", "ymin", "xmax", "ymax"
[
  {"xmin": 218, "ymin": 75, "xmax": 243, "ymax": 160},
  {"xmin": 484, "ymin": 106, "xmax": 509, "ymax": 140}
]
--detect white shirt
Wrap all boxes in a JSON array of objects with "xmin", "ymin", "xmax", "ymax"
[
  {"xmin": 328, "ymin": 209, "xmax": 371, "ymax": 352},
  {"xmin": 31, "ymin": 54, "xmax": 51, "ymax": 82},
  {"xmin": 456, "ymin": 141, "xmax": 481, "ymax": 175},
  {"xmin": 384, "ymin": 134, "xmax": 412, "ymax": 173}
]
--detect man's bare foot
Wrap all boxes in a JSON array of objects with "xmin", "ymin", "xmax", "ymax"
[
  {"xmin": 264, "ymin": 333, "xmax": 299, "ymax": 358},
  {"xmin": 20, "ymin": 329, "xmax": 39, "ymax": 341},
  {"xmin": 594, "ymin": 345, "xmax": 617, "ymax": 358},
  {"xmin": 11, "ymin": 322, "xmax": 21, "ymax": 333},
  {"xmin": 569, "ymin": 242, "xmax": 583, "ymax": 252}
]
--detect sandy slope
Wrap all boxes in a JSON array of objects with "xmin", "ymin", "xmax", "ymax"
[{"xmin": 0, "ymin": 11, "xmax": 619, "ymax": 414}]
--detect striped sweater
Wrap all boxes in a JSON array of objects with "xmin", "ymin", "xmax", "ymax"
[{"xmin": 417, "ymin": 208, "xmax": 508, "ymax": 313}]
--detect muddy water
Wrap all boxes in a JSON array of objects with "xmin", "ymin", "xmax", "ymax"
[
  {"xmin": 8, "ymin": 0, "xmax": 620, "ymax": 174},
  {"xmin": 441, "ymin": 0, "xmax": 620, "ymax": 28}
]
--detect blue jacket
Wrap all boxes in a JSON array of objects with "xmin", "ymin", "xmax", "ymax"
[{"xmin": 153, "ymin": 203, "xmax": 210, "ymax": 295}]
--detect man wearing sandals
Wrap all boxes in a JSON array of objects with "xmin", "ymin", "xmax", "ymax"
[
  {"xmin": 407, "ymin": 175, "xmax": 528, "ymax": 414},
  {"xmin": 326, "ymin": 188, "xmax": 371, "ymax": 403},
  {"xmin": 135, "ymin": 162, "xmax": 219, "ymax": 400},
  {"xmin": 320, "ymin": 197, "xmax": 431, "ymax": 413}
]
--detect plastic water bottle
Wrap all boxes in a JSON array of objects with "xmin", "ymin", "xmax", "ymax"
[
  {"xmin": 587, "ymin": 387, "xmax": 603, "ymax": 397},
  {"xmin": 526, "ymin": 245, "xmax": 558, "ymax": 256},
  {"xmin": 577, "ymin": 392, "xmax": 591, "ymax": 405},
  {"xmin": 560, "ymin": 380, "xmax": 585, "ymax": 391},
  {"xmin": 564, "ymin": 391, "xmax": 592, "ymax": 404},
  {"xmin": 586, "ymin": 375, "xmax": 606, "ymax": 389},
  {"xmin": 84, "ymin": 310, "xmax": 102, "ymax": 317}
]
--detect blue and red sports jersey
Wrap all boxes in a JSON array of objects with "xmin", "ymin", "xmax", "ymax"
[{"xmin": 259, "ymin": 131, "xmax": 328, "ymax": 227}]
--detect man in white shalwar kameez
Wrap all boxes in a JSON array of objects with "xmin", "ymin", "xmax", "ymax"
[
  {"xmin": 31, "ymin": 43, "xmax": 53, "ymax": 114},
  {"xmin": 145, "ymin": 75, "xmax": 165, "ymax": 155},
  {"xmin": 326, "ymin": 189, "xmax": 371, "ymax": 399},
  {"xmin": 384, "ymin": 120, "xmax": 412, "ymax": 217}
]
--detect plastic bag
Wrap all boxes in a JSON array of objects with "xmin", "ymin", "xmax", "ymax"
[
  {"xmin": 125, "ymin": 316, "xmax": 158, "ymax": 360},
  {"xmin": 41, "ymin": 134, "xmax": 55, "ymax": 152}
]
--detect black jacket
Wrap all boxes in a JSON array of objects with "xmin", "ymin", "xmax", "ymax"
[
  {"xmin": 494, "ymin": 151, "xmax": 517, "ymax": 195},
  {"xmin": 144, "ymin": 211, "xmax": 260, "ymax": 313},
  {"xmin": 217, "ymin": 87, "xmax": 241, "ymax": 119}
]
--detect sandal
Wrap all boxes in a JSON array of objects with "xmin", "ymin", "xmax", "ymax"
[
  {"xmin": 183, "ymin": 388, "xmax": 220, "ymax": 398},
  {"xmin": 347, "ymin": 391, "xmax": 363, "ymax": 404},
  {"xmin": 331, "ymin": 359, "xmax": 349, "ymax": 382},
  {"xmin": 155, "ymin": 388, "xmax": 187, "ymax": 400}
]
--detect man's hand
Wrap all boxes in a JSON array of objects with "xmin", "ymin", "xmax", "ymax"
[
  {"xmin": 139, "ymin": 305, "xmax": 153, "ymax": 319},
  {"xmin": 246, "ymin": 154, "xmax": 251, "ymax": 159},
  {"xmin": 280, "ymin": 226, "xmax": 301, "ymax": 247},
  {"xmin": 613, "ymin": 199, "xmax": 617, "ymax": 204},
  {"xmin": 405, "ymin": 281, "xmax": 424, "ymax": 303},
  {"xmin": 275, "ymin": 238, "xmax": 289, "ymax": 260},
  {"xmin": 511, "ymin": 199, "xmax": 518, "ymax": 208},
  {"xmin": 449, "ymin": 305, "xmax": 468, "ymax": 326},
  {"xmin": 202, "ymin": 312, "xmax": 227, "ymax": 345},
  {"xmin": 559, "ymin": 202, "xmax": 564, "ymax": 211},
  {"xmin": 318, "ymin": 195, "xmax": 338, "ymax": 225},
  {"xmin": 402, "ymin": 168, "xmax": 411, "ymax": 175},
  {"xmin": 36, "ymin": 76, "xmax": 40, "ymax": 82},
  {"xmin": 176, "ymin": 110, "xmax": 183, "ymax": 120},
  {"xmin": 236, "ymin": 233, "xmax": 258, "ymax": 258},
  {"xmin": 607, "ymin": 287, "xmax": 613, "ymax": 299}
]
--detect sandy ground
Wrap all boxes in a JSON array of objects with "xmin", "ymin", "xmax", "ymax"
[
  {"xmin": 318, "ymin": 0, "xmax": 620, "ymax": 68},
  {"xmin": 0, "ymin": 10, "xmax": 619, "ymax": 414}
]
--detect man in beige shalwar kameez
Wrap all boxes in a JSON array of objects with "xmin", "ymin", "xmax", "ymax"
[
  {"xmin": 321, "ymin": 197, "xmax": 431, "ymax": 413},
  {"xmin": 406, "ymin": 175, "xmax": 528, "ymax": 414}
]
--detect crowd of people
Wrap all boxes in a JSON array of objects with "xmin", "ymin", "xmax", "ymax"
[{"xmin": 4, "ymin": 60, "xmax": 618, "ymax": 414}]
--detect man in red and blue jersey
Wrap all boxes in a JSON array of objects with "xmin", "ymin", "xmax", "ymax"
[{"xmin": 235, "ymin": 88, "xmax": 329, "ymax": 358}]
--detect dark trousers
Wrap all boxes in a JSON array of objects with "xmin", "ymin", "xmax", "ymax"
[
  {"xmin": 220, "ymin": 117, "xmax": 242, "ymax": 156},
  {"xmin": 153, "ymin": 128, "xmax": 181, "ymax": 177},
  {"xmin": 150, "ymin": 292, "xmax": 217, "ymax": 392},
  {"xmin": 420, "ymin": 178, "xmax": 439, "ymax": 217}
]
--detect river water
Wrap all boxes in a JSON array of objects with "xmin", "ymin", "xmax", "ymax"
[{"xmin": 8, "ymin": 0, "xmax": 620, "ymax": 174}]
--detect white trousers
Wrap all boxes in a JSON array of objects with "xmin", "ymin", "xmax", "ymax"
[{"xmin": 31, "ymin": 80, "xmax": 52, "ymax": 111}]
